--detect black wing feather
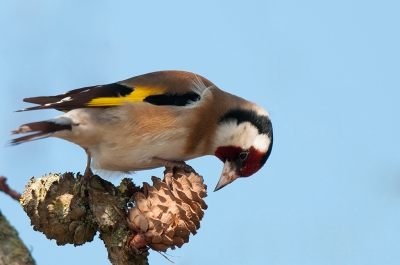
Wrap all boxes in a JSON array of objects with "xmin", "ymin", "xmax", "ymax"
[
  {"xmin": 23, "ymin": 87, "xmax": 96, "ymax": 105},
  {"xmin": 18, "ymin": 83, "xmax": 133, "ymax": 112},
  {"xmin": 143, "ymin": 93, "xmax": 200, "ymax": 106}
]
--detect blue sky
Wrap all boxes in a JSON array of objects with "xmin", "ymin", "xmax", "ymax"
[{"xmin": 1, "ymin": 1, "xmax": 399, "ymax": 264}]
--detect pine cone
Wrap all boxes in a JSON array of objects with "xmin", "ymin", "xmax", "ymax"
[{"xmin": 127, "ymin": 169, "xmax": 208, "ymax": 252}]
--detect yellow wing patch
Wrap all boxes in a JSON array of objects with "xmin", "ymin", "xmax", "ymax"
[{"xmin": 86, "ymin": 86, "xmax": 165, "ymax": 107}]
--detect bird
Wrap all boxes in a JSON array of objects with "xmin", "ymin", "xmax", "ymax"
[{"xmin": 11, "ymin": 70, "xmax": 273, "ymax": 191}]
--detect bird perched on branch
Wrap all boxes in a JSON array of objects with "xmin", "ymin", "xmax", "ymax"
[{"xmin": 11, "ymin": 71, "xmax": 273, "ymax": 191}]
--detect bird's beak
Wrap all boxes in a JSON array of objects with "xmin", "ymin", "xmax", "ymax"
[{"xmin": 214, "ymin": 160, "xmax": 240, "ymax": 192}]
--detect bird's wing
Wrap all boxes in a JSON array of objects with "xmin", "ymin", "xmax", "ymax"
[{"xmin": 18, "ymin": 70, "xmax": 214, "ymax": 112}]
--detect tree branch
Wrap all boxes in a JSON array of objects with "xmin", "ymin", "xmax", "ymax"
[
  {"xmin": 19, "ymin": 170, "xmax": 207, "ymax": 265},
  {"xmin": 0, "ymin": 176, "xmax": 21, "ymax": 201},
  {"xmin": 0, "ymin": 210, "xmax": 36, "ymax": 265}
]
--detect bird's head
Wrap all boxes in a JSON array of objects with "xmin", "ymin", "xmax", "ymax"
[{"xmin": 213, "ymin": 107, "xmax": 273, "ymax": 191}]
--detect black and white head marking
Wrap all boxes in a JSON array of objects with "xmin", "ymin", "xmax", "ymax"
[{"xmin": 215, "ymin": 108, "xmax": 273, "ymax": 165}]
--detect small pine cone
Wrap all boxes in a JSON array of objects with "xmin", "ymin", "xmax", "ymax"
[
  {"xmin": 20, "ymin": 173, "xmax": 97, "ymax": 246},
  {"xmin": 127, "ymin": 169, "xmax": 207, "ymax": 252}
]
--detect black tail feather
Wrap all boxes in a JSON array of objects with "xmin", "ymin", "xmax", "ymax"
[
  {"xmin": 10, "ymin": 120, "xmax": 72, "ymax": 145},
  {"xmin": 10, "ymin": 132, "xmax": 50, "ymax": 145}
]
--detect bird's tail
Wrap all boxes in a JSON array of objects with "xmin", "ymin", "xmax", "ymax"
[{"xmin": 10, "ymin": 119, "xmax": 72, "ymax": 145}]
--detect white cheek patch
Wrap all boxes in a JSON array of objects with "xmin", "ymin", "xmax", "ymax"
[
  {"xmin": 214, "ymin": 121, "xmax": 270, "ymax": 151},
  {"xmin": 214, "ymin": 120, "xmax": 240, "ymax": 148},
  {"xmin": 253, "ymin": 134, "xmax": 271, "ymax": 153}
]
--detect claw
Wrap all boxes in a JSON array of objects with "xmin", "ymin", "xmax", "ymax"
[{"xmin": 153, "ymin": 158, "xmax": 195, "ymax": 191}]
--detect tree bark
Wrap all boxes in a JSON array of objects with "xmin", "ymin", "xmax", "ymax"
[{"xmin": 0, "ymin": 210, "xmax": 36, "ymax": 265}]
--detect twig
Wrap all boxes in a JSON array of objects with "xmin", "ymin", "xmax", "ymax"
[{"xmin": 0, "ymin": 176, "xmax": 21, "ymax": 201}]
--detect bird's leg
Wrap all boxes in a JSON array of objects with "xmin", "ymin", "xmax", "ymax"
[
  {"xmin": 80, "ymin": 148, "xmax": 110, "ymax": 193},
  {"xmin": 81, "ymin": 148, "xmax": 94, "ymax": 185},
  {"xmin": 152, "ymin": 158, "xmax": 195, "ymax": 190}
]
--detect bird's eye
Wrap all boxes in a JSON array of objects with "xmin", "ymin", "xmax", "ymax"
[{"xmin": 239, "ymin": 151, "xmax": 249, "ymax": 161}]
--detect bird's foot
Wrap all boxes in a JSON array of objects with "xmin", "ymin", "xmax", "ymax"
[
  {"xmin": 76, "ymin": 166, "xmax": 94, "ymax": 196},
  {"xmin": 80, "ymin": 166, "xmax": 94, "ymax": 185},
  {"xmin": 77, "ymin": 148, "xmax": 94, "ymax": 194},
  {"xmin": 153, "ymin": 158, "xmax": 195, "ymax": 190}
]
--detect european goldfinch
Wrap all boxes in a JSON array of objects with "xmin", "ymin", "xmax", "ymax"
[{"xmin": 11, "ymin": 71, "xmax": 273, "ymax": 191}]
